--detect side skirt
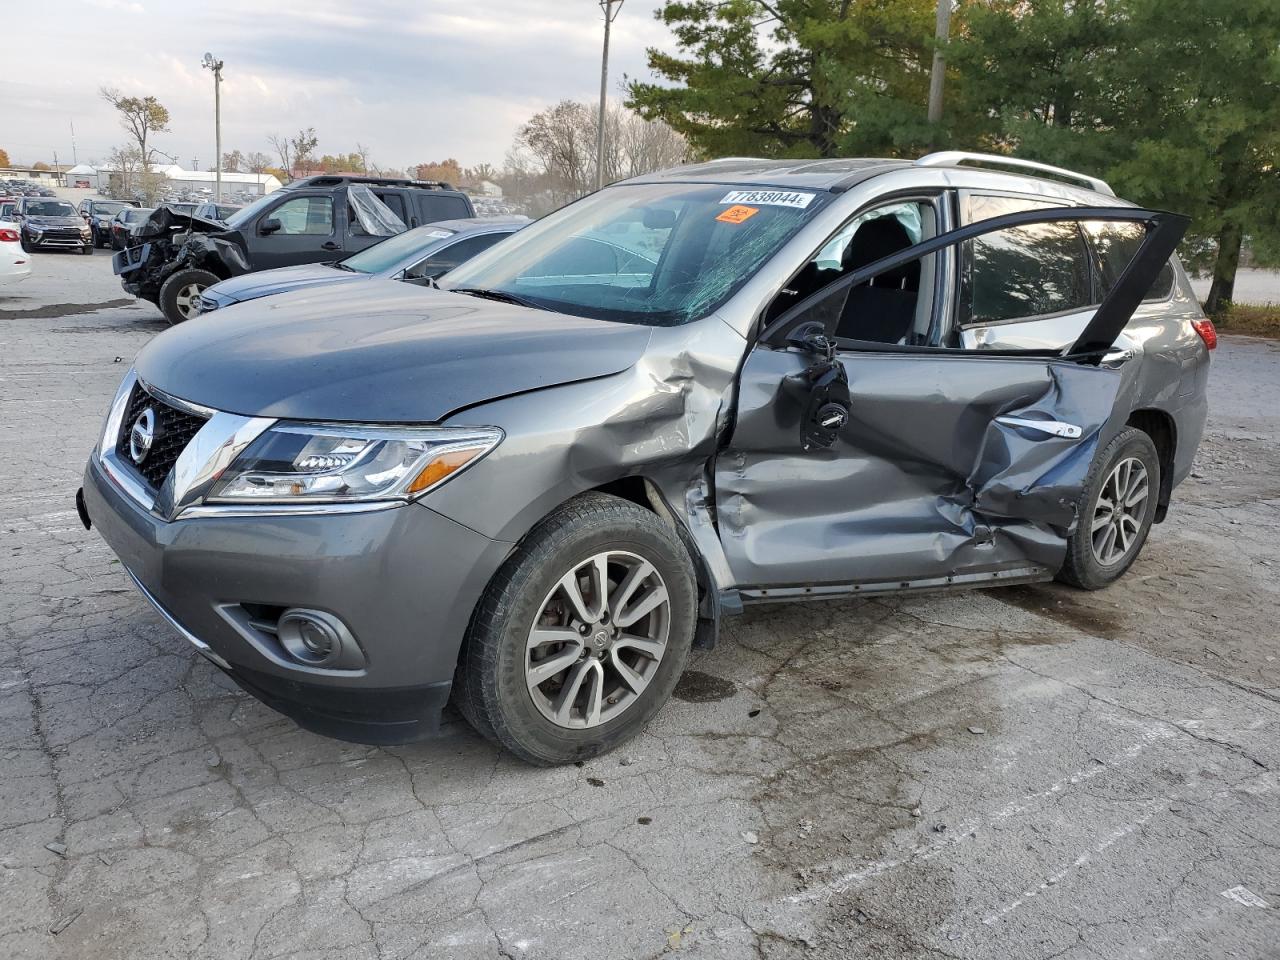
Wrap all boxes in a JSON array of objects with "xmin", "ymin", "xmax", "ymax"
[{"xmin": 738, "ymin": 564, "xmax": 1053, "ymax": 604}]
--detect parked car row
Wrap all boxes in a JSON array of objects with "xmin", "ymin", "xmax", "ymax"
[
  {"xmin": 80, "ymin": 152, "xmax": 1214, "ymax": 765},
  {"xmin": 5, "ymin": 178, "xmax": 56, "ymax": 197}
]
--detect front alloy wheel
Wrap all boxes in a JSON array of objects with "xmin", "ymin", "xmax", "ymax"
[
  {"xmin": 158, "ymin": 268, "xmax": 219, "ymax": 324},
  {"xmin": 455, "ymin": 493, "xmax": 697, "ymax": 765},
  {"xmin": 526, "ymin": 551, "xmax": 670, "ymax": 729}
]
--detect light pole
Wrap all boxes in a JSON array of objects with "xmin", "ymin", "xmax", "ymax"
[
  {"xmin": 927, "ymin": 0, "xmax": 952, "ymax": 127},
  {"xmin": 202, "ymin": 53, "xmax": 224, "ymax": 201},
  {"xmin": 595, "ymin": 0, "xmax": 624, "ymax": 191}
]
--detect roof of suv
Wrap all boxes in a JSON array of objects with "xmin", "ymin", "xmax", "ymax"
[
  {"xmin": 285, "ymin": 175, "xmax": 463, "ymax": 193},
  {"xmin": 622, "ymin": 157, "xmax": 912, "ymax": 192},
  {"xmin": 621, "ymin": 154, "xmax": 1119, "ymax": 201}
]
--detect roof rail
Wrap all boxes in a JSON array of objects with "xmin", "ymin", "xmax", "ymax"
[{"xmin": 914, "ymin": 151, "xmax": 1114, "ymax": 197}]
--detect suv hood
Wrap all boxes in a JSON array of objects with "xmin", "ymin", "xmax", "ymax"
[
  {"xmin": 134, "ymin": 282, "xmax": 653, "ymax": 422},
  {"xmin": 211, "ymin": 263, "xmax": 361, "ymax": 303}
]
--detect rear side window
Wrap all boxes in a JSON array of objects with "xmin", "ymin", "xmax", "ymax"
[
  {"xmin": 373, "ymin": 192, "xmax": 406, "ymax": 223},
  {"xmin": 1083, "ymin": 221, "xmax": 1175, "ymax": 301},
  {"xmin": 416, "ymin": 193, "xmax": 472, "ymax": 224},
  {"xmin": 962, "ymin": 221, "xmax": 1093, "ymax": 325}
]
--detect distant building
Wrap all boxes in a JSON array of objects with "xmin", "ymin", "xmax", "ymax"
[
  {"xmin": 65, "ymin": 163, "xmax": 282, "ymax": 197},
  {"xmin": 0, "ymin": 165, "xmax": 70, "ymax": 184}
]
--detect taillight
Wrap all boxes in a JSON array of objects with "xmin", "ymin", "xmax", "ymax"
[
  {"xmin": 0, "ymin": 228, "xmax": 18, "ymax": 242},
  {"xmin": 1191, "ymin": 317, "xmax": 1217, "ymax": 350}
]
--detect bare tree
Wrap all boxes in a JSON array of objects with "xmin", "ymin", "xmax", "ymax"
[
  {"xmin": 107, "ymin": 145, "xmax": 142, "ymax": 198},
  {"xmin": 354, "ymin": 142, "xmax": 371, "ymax": 175},
  {"xmin": 221, "ymin": 149, "xmax": 244, "ymax": 173},
  {"xmin": 509, "ymin": 101, "xmax": 688, "ymax": 212},
  {"xmin": 267, "ymin": 133, "xmax": 293, "ymax": 181},
  {"xmin": 100, "ymin": 87, "xmax": 171, "ymax": 172},
  {"xmin": 290, "ymin": 128, "xmax": 319, "ymax": 175},
  {"xmin": 245, "ymin": 151, "xmax": 271, "ymax": 175}
]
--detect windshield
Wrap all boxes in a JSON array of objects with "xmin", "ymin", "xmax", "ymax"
[
  {"xmin": 26, "ymin": 201, "xmax": 77, "ymax": 217},
  {"xmin": 124, "ymin": 208, "xmax": 153, "ymax": 222},
  {"xmin": 340, "ymin": 226, "xmax": 454, "ymax": 274},
  {"xmin": 92, "ymin": 202, "xmax": 130, "ymax": 216},
  {"xmin": 224, "ymin": 193, "xmax": 277, "ymax": 229},
  {"xmin": 440, "ymin": 183, "xmax": 828, "ymax": 326}
]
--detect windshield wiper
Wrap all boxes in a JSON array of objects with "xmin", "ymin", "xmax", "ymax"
[
  {"xmin": 450, "ymin": 287, "xmax": 542, "ymax": 310},
  {"xmin": 331, "ymin": 261, "xmax": 359, "ymax": 272}
]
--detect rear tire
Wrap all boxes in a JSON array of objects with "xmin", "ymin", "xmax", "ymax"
[
  {"xmin": 1057, "ymin": 427, "xmax": 1161, "ymax": 590},
  {"xmin": 454, "ymin": 493, "xmax": 697, "ymax": 765},
  {"xmin": 158, "ymin": 268, "xmax": 218, "ymax": 324}
]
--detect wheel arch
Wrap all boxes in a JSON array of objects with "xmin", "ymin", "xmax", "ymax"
[{"xmin": 1126, "ymin": 408, "xmax": 1176, "ymax": 522}]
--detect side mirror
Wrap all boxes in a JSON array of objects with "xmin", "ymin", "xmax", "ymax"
[{"xmin": 259, "ymin": 216, "xmax": 282, "ymax": 235}]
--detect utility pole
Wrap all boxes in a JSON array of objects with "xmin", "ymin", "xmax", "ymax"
[
  {"xmin": 202, "ymin": 53, "xmax": 225, "ymax": 201},
  {"xmin": 70, "ymin": 121, "xmax": 78, "ymax": 165},
  {"xmin": 595, "ymin": 0, "xmax": 624, "ymax": 191},
  {"xmin": 927, "ymin": 0, "xmax": 953, "ymax": 126}
]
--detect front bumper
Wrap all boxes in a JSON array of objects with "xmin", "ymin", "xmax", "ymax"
[{"xmin": 81, "ymin": 456, "xmax": 513, "ymax": 743}]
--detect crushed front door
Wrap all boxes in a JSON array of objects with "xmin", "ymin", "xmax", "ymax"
[{"xmin": 714, "ymin": 206, "xmax": 1188, "ymax": 597}]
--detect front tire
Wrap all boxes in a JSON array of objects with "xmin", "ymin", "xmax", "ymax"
[
  {"xmin": 158, "ymin": 268, "xmax": 218, "ymax": 324},
  {"xmin": 1057, "ymin": 427, "xmax": 1161, "ymax": 590},
  {"xmin": 454, "ymin": 493, "xmax": 697, "ymax": 765}
]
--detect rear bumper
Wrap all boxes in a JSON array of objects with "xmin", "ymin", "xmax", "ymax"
[{"xmin": 81, "ymin": 455, "xmax": 513, "ymax": 743}]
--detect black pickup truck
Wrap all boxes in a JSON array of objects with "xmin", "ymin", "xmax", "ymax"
[{"xmin": 114, "ymin": 176, "xmax": 475, "ymax": 324}]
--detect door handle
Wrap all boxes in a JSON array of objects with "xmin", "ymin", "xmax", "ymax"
[
  {"xmin": 995, "ymin": 416, "xmax": 1083, "ymax": 439},
  {"xmin": 321, "ymin": 241, "xmax": 339, "ymax": 251}
]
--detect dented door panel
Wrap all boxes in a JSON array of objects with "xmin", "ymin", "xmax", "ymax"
[{"xmin": 715, "ymin": 347, "xmax": 1122, "ymax": 591}]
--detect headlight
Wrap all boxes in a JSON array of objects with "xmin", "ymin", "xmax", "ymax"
[{"xmin": 205, "ymin": 423, "xmax": 502, "ymax": 504}]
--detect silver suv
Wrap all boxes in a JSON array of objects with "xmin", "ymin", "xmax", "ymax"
[{"xmin": 79, "ymin": 152, "xmax": 1215, "ymax": 764}]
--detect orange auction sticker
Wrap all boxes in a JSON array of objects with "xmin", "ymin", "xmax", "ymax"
[{"xmin": 716, "ymin": 204, "xmax": 759, "ymax": 224}]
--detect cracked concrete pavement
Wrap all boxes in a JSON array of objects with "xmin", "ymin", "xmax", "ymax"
[{"xmin": 2, "ymin": 253, "xmax": 1278, "ymax": 959}]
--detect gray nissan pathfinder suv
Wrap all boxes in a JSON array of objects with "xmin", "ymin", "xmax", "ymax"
[{"xmin": 79, "ymin": 153, "xmax": 1214, "ymax": 765}]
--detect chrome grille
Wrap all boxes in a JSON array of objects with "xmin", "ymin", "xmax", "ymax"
[{"xmin": 115, "ymin": 383, "xmax": 209, "ymax": 490}]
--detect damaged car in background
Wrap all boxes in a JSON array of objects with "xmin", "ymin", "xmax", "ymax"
[
  {"xmin": 113, "ymin": 175, "xmax": 475, "ymax": 324},
  {"xmin": 80, "ymin": 153, "xmax": 1213, "ymax": 765}
]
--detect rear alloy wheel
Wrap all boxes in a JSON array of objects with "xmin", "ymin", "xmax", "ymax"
[
  {"xmin": 454, "ymin": 493, "xmax": 697, "ymax": 765},
  {"xmin": 1057, "ymin": 427, "xmax": 1161, "ymax": 590},
  {"xmin": 158, "ymin": 268, "xmax": 218, "ymax": 324}
]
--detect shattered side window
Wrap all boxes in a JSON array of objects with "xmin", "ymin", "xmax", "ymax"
[{"xmin": 347, "ymin": 184, "xmax": 407, "ymax": 237}]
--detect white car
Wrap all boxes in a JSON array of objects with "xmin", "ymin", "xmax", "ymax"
[{"xmin": 0, "ymin": 219, "xmax": 31, "ymax": 288}]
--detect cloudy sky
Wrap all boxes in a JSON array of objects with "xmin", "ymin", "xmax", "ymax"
[{"xmin": 2, "ymin": 0, "xmax": 672, "ymax": 171}]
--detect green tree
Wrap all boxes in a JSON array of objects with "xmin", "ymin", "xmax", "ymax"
[
  {"xmin": 628, "ymin": 0, "xmax": 945, "ymax": 159},
  {"xmin": 1105, "ymin": 0, "xmax": 1280, "ymax": 313},
  {"xmin": 99, "ymin": 88, "xmax": 171, "ymax": 171},
  {"xmin": 954, "ymin": 0, "xmax": 1280, "ymax": 314}
]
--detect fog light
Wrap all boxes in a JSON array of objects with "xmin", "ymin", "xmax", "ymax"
[{"xmin": 277, "ymin": 609, "xmax": 348, "ymax": 666}]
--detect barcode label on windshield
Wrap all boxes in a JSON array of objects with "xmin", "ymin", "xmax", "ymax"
[{"xmin": 719, "ymin": 190, "xmax": 815, "ymax": 209}]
